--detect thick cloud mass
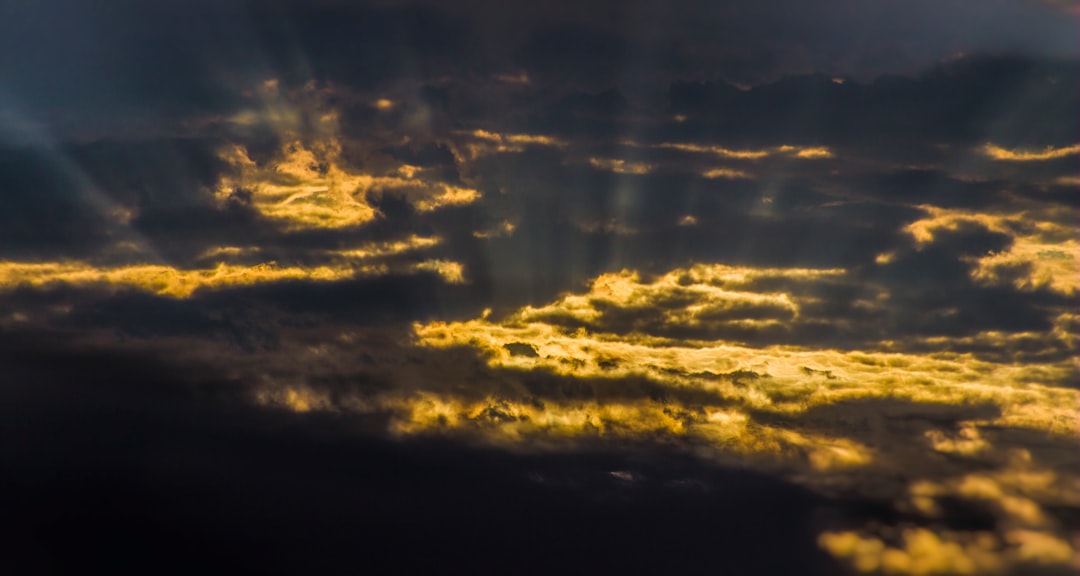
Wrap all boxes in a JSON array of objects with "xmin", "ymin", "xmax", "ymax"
[{"xmin": 1, "ymin": 1, "xmax": 1077, "ymax": 574}]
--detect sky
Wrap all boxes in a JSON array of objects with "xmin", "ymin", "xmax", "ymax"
[{"xmin": 1, "ymin": 1, "xmax": 1078, "ymax": 574}]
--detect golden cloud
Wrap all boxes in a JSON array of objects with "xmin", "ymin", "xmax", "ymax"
[
  {"xmin": 473, "ymin": 220, "xmax": 517, "ymax": 239},
  {"xmin": 214, "ymin": 80, "xmax": 482, "ymax": 230},
  {"xmin": 241, "ymin": 260, "xmax": 1078, "ymax": 573},
  {"xmin": 654, "ymin": 142, "xmax": 835, "ymax": 161},
  {"xmin": 412, "ymin": 185, "xmax": 481, "ymax": 212},
  {"xmin": 587, "ymin": 157, "xmax": 655, "ymax": 175},
  {"xmin": 790, "ymin": 146, "xmax": 834, "ymax": 159},
  {"xmin": 702, "ymin": 167, "xmax": 752, "ymax": 179},
  {"xmin": 0, "ymin": 260, "xmax": 354, "ymax": 298},
  {"xmin": 215, "ymin": 140, "xmax": 481, "ymax": 231},
  {"xmin": 902, "ymin": 205, "xmax": 1079, "ymax": 295},
  {"xmin": 347, "ymin": 264, "xmax": 1074, "ymax": 462},
  {"xmin": 412, "ymin": 260, "xmax": 465, "ymax": 284},
  {"xmin": 819, "ymin": 528, "xmax": 1006, "ymax": 574},
  {"xmin": 820, "ymin": 524, "xmax": 1077, "ymax": 574},
  {"xmin": 982, "ymin": 143, "xmax": 1080, "ymax": 162},
  {"xmin": 656, "ymin": 142, "xmax": 772, "ymax": 159},
  {"xmin": 233, "ymin": 259, "xmax": 1077, "ymax": 451},
  {"xmin": 0, "ymin": 235, "xmax": 453, "ymax": 298},
  {"xmin": 451, "ymin": 129, "xmax": 567, "ymax": 160},
  {"xmin": 216, "ymin": 140, "xmax": 376, "ymax": 231}
]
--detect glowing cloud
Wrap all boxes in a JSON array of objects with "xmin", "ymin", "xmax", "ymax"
[
  {"xmin": 0, "ymin": 236, "xmax": 446, "ymax": 298},
  {"xmin": 473, "ymin": 220, "xmax": 517, "ymax": 238},
  {"xmin": 903, "ymin": 205, "xmax": 1079, "ymax": 295},
  {"xmin": 653, "ymin": 142, "xmax": 835, "ymax": 161},
  {"xmin": 215, "ymin": 139, "xmax": 482, "ymax": 231},
  {"xmin": 782, "ymin": 146, "xmax": 834, "ymax": 159},
  {"xmin": 587, "ymin": 157, "xmax": 654, "ymax": 175},
  {"xmin": 243, "ymin": 260, "xmax": 1078, "ymax": 574},
  {"xmin": 214, "ymin": 81, "xmax": 481, "ymax": 230},
  {"xmin": 412, "ymin": 185, "xmax": 482, "ymax": 212},
  {"xmin": 480, "ymin": 131, "xmax": 564, "ymax": 147},
  {"xmin": 656, "ymin": 142, "xmax": 772, "ymax": 159},
  {"xmin": 412, "ymin": 260, "xmax": 466, "ymax": 284},
  {"xmin": 0, "ymin": 260, "xmax": 355, "ymax": 298},
  {"xmin": 401, "ymin": 264, "xmax": 1079, "ymax": 573},
  {"xmin": 982, "ymin": 143, "xmax": 1080, "ymax": 161},
  {"xmin": 373, "ymin": 98, "xmax": 396, "ymax": 111},
  {"xmin": 702, "ymin": 167, "xmax": 752, "ymax": 179},
  {"xmin": 215, "ymin": 141, "xmax": 379, "ymax": 231}
]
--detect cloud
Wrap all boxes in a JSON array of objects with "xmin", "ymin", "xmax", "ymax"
[
  {"xmin": 0, "ymin": 145, "xmax": 145, "ymax": 260},
  {"xmin": 0, "ymin": 325, "xmax": 860, "ymax": 574},
  {"xmin": 820, "ymin": 525, "xmax": 1077, "ymax": 574},
  {"xmin": 214, "ymin": 140, "xmax": 378, "ymax": 231},
  {"xmin": 210, "ymin": 83, "xmax": 484, "ymax": 231},
  {"xmin": 0, "ymin": 5, "xmax": 1077, "ymax": 572},
  {"xmin": 900, "ymin": 204, "xmax": 1079, "ymax": 296},
  {"xmin": 0, "ymin": 235, "xmax": 456, "ymax": 298},
  {"xmin": 140, "ymin": 253, "xmax": 1071, "ymax": 573},
  {"xmin": 663, "ymin": 56, "xmax": 1078, "ymax": 148},
  {"xmin": 587, "ymin": 157, "xmax": 655, "ymax": 175},
  {"xmin": 449, "ymin": 129, "xmax": 567, "ymax": 161},
  {"xmin": 649, "ymin": 142, "xmax": 834, "ymax": 161},
  {"xmin": 702, "ymin": 168, "xmax": 753, "ymax": 180},
  {"xmin": 983, "ymin": 143, "xmax": 1080, "ymax": 161}
]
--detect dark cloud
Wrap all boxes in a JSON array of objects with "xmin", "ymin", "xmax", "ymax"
[
  {"xmin": 0, "ymin": 329, "xmax": 850, "ymax": 575},
  {"xmin": 1, "ymin": 52, "xmax": 1073, "ymax": 352},
  {"xmin": 0, "ymin": 147, "xmax": 122, "ymax": 259},
  {"xmin": 1, "ymin": 0, "xmax": 1074, "ymax": 140},
  {"xmin": 517, "ymin": 26, "xmax": 628, "ymax": 89},
  {"xmin": 866, "ymin": 222, "xmax": 1073, "ymax": 339},
  {"xmin": 663, "ymin": 56, "xmax": 1079, "ymax": 147}
]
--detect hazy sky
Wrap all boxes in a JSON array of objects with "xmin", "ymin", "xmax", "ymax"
[{"xmin": 1, "ymin": 1, "xmax": 1077, "ymax": 574}]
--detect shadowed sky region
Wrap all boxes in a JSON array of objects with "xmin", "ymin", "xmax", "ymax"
[{"xmin": 0, "ymin": 1, "xmax": 1077, "ymax": 574}]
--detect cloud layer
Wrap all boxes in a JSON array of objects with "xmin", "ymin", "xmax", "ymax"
[{"xmin": 0, "ymin": 2, "xmax": 1077, "ymax": 573}]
